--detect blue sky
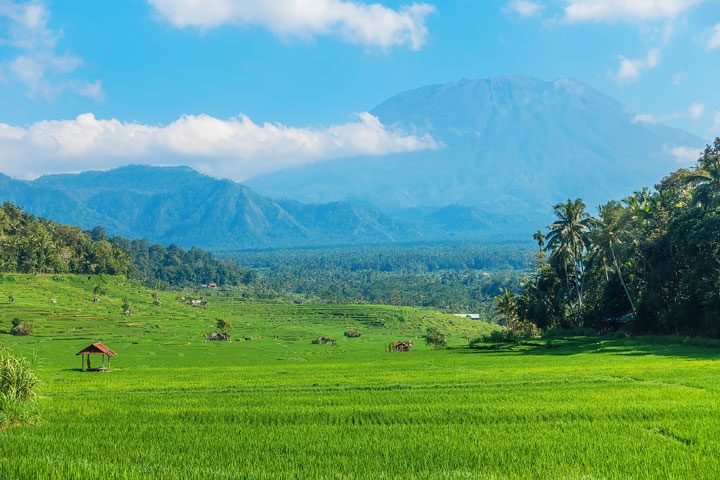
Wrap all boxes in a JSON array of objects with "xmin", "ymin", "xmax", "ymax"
[{"xmin": 0, "ymin": 0, "xmax": 718, "ymax": 180}]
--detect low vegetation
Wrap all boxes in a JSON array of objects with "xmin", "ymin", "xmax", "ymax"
[
  {"xmin": 9, "ymin": 318, "xmax": 32, "ymax": 336},
  {"xmin": 0, "ymin": 348, "xmax": 37, "ymax": 428}
]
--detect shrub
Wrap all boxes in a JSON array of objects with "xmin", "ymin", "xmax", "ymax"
[
  {"xmin": 483, "ymin": 329, "xmax": 517, "ymax": 343},
  {"xmin": 612, "ymin": 330, "xmax": 630, "ymax": 339},
  {"xmin": 511, "ymin": 321, "xmax": 542, "ymax": 339},
  {"xmin": 122, "ymin": 297, "xmax": 133, "ymax": 316},
  {"xmin": 344, "ymin": 330, "xmax": 361, "ymax": 338},
  {"xmin": 312, "ymin": 336, "xmax": 336, "ymax": 345},
  {"xmin": 9, "ymin": 318, "xmax": 33, "ymax": 336},
  {"xmin": 216, "ymin": 319, "xmax": 232, "ymax": 332},
  {"xmin": 425, "ymin": 327, "xmax": 447, "ymax": 347},
  {"xmin": 0, "ymin": 349, "xmax": 38, "ymax": 427},
  {"xmin": 544, "ymin": 326, "xmax": 596, "ymax": 338}
]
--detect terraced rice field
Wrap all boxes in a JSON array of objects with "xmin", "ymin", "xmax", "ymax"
[{"xmin": 1, "ymin": 275, "xmax": 720, "ymax": 479}]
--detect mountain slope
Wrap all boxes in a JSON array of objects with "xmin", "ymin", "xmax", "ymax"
[
  {"xmin": 0, "ymin": 166, "xmax": 408, "ymax": 249},
  {"xmin": 246, "ymin": 77, "xmax": 704, "ymax": 222}
]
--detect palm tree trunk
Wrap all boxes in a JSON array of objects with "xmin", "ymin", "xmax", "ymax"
[{"xmin": 610, "ymin": 242, "xmax": 637, "ymax": 316}]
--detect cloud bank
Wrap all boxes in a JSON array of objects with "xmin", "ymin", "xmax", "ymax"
[
  {"xmin": 0, "ymin": 112, "xmax": 438, "ymax": 180},
  {"xmin": 148, "ymin": 0, "xmax": 436, "ymax": 50}
]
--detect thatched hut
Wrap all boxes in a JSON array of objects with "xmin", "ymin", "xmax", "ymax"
[{"xmin": 76, "ymin": 342, "xmax": 117, "ymax": 372}]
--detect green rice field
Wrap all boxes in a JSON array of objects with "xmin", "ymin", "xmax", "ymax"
[{"xmin": 1, "ymin": 274, "xmax": 720, "ymax": 479}]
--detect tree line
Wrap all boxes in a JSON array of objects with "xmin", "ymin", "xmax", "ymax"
[
  {"xmin": 0, "ymin": 203, "xmax": 249, "ymax": 288},
  {"xmin": 507, "ymin": 138, "xmax": 720, "ymax": 337}
]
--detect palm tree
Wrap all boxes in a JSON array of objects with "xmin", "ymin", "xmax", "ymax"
[
  {"xmin": 494, "ymin": 288, "xmax": 518, "ymax": 329},
  {"xmin": 590, "ymin": 202, "xmax": 637, "ymax": 316},
  {"xmin": 684, "ymin": 139, "xmax": 720, "ymax": 210},
  {"xmin": 623, "ymin": 188, "xmax": 654, "ymax": 227},
  {"xmin": 532, "ymin": 230, "xmax": 545, "ymax": 250},
  {"xmin": 545, "ymin": 199, "xmax": 592, "ymax": 318}
]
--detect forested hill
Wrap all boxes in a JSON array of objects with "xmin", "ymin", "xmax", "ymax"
[{"xmin": 0, "ymin": 203, "xmax": 249, "ymax": 287}]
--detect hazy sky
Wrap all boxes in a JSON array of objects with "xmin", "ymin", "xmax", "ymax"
[{"xmin": 0, "ymin": 0, "xmax": 718, "ymax": 179}]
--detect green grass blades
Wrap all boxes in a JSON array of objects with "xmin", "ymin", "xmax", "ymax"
[{"xmin": 0, "ymin": 274, "xmax": 719, "ymax": 479}]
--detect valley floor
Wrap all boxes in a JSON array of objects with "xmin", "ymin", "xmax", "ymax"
[{"xmin": 0, "ymin": 275, "xmax": 719, "ymax": 479}]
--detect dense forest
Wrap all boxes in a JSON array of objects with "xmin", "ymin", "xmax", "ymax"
[
  {"xmin": 0, "ymin": 203, "xmax": 130, "ymax": 275},
  {"xmin": 0, "ymin": 203, "xmax": 249, "ymax": 288},
  {"xmin": 228, "ymin": 244, "xmax": 529, "ymax": 312},
  {"xmin": 510, "ymin": 139, "xmax": 720, "ymax": 337},
  {"xmin": 0, "ymin": 202, "xmax": 526, "ymax": 305},
  {"xmin": 110, "ymin": 236, "xmax": 252, "ymax": 288},
  {"xmin": 229, "ymin": 243, "xmax": 529, "ymax": 273}
]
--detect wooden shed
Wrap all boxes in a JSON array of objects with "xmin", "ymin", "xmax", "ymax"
[
  {"xmin": 77, "ymin": 342, "xmax": 117, "ymax": 372},
  {"xmin": 389, "ymin": 341, "xmax": 413, "ymax": 352}
]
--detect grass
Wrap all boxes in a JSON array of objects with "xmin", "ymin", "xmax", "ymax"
[{"xmin": 0, "ymin": 274, "xmax": 719, "ymax": 478}]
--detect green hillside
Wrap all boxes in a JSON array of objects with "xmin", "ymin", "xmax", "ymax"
[
  {"xmin": 1, "ymin": 275, "xmax": 720, "ymax": 479},
  {"xmin": 0, "ymin": 274, "xmax": 492, "ymax": 344}
]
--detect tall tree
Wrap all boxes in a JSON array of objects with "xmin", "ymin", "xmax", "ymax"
[
  {"xmin": 545, "ymin": 199, "xmax": 592, "ymax": 321},
  {"xmin": 590, "ymin": 202, "xmax": 637, "ymax": 316}
]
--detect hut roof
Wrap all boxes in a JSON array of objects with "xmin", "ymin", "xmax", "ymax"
[{"xmin": 76, "ymin": 342, "xmax": 117, "ymax": 357}]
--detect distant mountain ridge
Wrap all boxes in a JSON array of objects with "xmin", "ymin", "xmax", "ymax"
[
  {"xmin": 247, "ymin": 76, "xmax": 704, "ymax": 222},
  {"xmin": 0, "ymin": 166, "xmax": 397, "ymax": 249},
  {"xmin": 0, "ymin": 166, "xmax": 492, "ymax": 249}
]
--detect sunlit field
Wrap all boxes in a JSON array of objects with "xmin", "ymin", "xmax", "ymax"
[{"xmin": 1, "ymin": 275, "xmax": 719, "ymax": 479}]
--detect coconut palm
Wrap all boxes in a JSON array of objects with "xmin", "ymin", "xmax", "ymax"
[
  {"xmin": 532, "ymin": 230, "xmax": 545, "ymax": 250},
  {"xmin": 589, "ymin": 202, "xmax": 637, "ymax": 316},
  {"xmin": 545, "ymin": 199, "xmax": 592, "ymax": 317}
]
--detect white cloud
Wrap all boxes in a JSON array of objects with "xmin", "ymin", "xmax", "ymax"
[
  {"xmin": 632, "ymin": 113, "xmax": 660, "ymax": 124},
  {"xmin": 633, "ymin": 102, "xmax": 705, "ymax": 124},
  {"xmin": 712, "ymin": 112, "xmax": 720, "ymax": 134},
  {"xmin": 0, "ymin": 112, "xmax": 438, "ymax": 181},
  {"xmin": 668, "ymin": 145, "xmax": 702, "ymax": 164},
  {"xmin": 671, "ymin": 71, "xmax": 687, "ymax": 86},
  {"xmin": 708, "ymin": 23, "xmax": 720, "ymax": 50},
  {"xmin": 563, "ymin": 0, "xmax": 704, "ymax": 23},
  {"xmin": 688, "ymin": 102, "xmax": 704, "ymax": 119},
  {"xmin": 148, "ymin": 0, "xmax": 436, "ymax": 50},
  {"xmin": 613, "ymin": 48, "xmax": 661, "ymax": 84},
  {"xmin": 0, "ymin": 0, "xmax": 103, "ymax": 100},
  {"xmin": 504, "ymin": 1, "xmax": 544, "ymax": 17}
]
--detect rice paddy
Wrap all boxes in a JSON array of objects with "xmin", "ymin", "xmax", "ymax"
[{"xmin": 1, "ymin": 274, "xmax": 719, "ymax": 479}]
